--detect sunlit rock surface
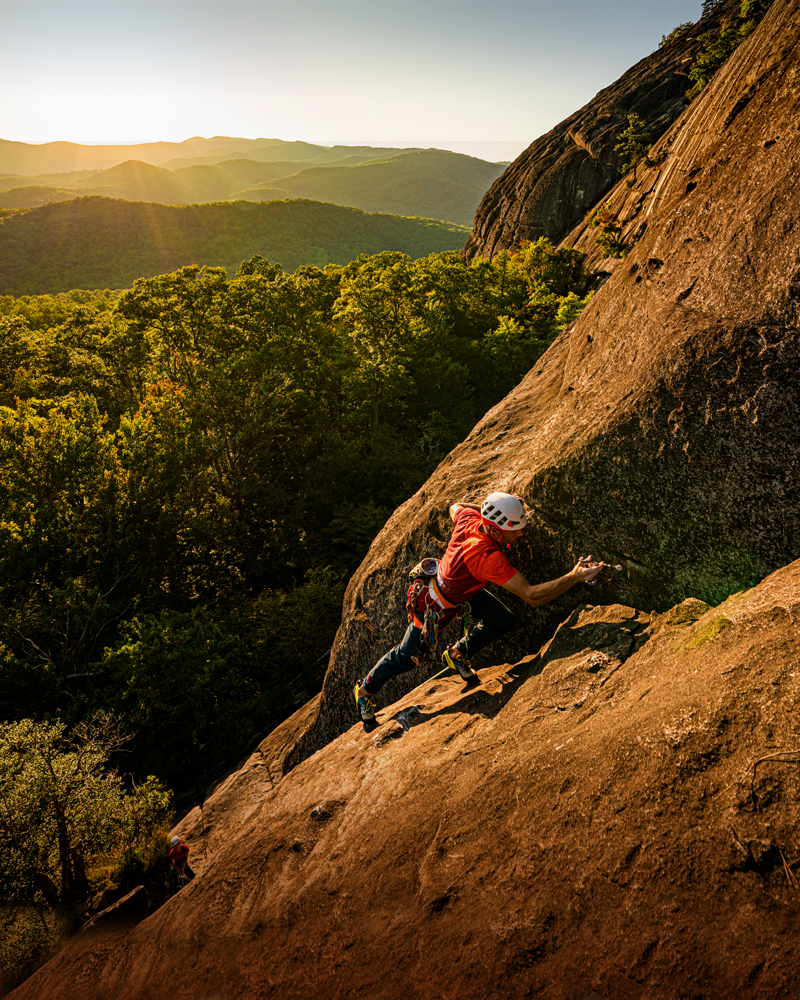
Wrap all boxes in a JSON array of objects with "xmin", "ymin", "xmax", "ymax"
[{"xmin": 10, "ymin": 560, "xmax": 800, "ymax": 999}]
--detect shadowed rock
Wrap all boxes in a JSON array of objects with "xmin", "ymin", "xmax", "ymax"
[{"xmin": 79, "ymin": 886, "xmax": 148, "ymax": 933}]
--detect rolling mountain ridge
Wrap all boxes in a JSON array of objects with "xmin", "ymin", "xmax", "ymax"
[
  {"xmin": 0, "ymin": 197, "xmax": 469, "ymax": 294},
  {"xmin": 0, "ymin": 147, "xmax": 504, "ymax": 227}
]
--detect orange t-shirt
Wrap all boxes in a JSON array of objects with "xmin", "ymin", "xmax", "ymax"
[
  {"xmin": 169, "ymin": 844, "xmax": 189, "ymax": 869},
  {"xmin": 437, "ymin": 507, "xmax": 516, "ymax": 603}
]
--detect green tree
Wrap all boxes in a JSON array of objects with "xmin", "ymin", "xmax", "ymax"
[
  {"xmin": 0, "ymin": 714, "xmax": 169, "ymax": 907},
  {"xmin": 585, "ymin": 203, "xmax": 627, "ymax": 259},
  {"xmin": 0, "ymin": 714, "xmax": 170, "ymax": 985},
  {"xmin": 659, "ymin": 22, "xmax": 693, "ymax": 47},
  {"xmin": 335, "ymin": 252, "xmax": 419, "ymax": 438},
  {"xmin": 101, "ymin": 608, "xmax": 257, "ymax": 783},
  {"xmin": 687, "ymin": 23, "xmax": 749, "ymax": 97},
  {"xmin": 687, "ymin": 1, "xmax": 775, "ymax": 100},
  {"xmin": 0, "ymin": 395, "xmax": 132, "ymax": 712},
  {"xmin": 739, "ymin": 0, "xmax": 772, "ymax": 15},
  {"xmin": 614, "ymin": 114, "xmax": 653, "ymax": 179}
]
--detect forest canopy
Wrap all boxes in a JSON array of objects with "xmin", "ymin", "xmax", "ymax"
[{"xmin": 0, "ymin": 240, "xmax": 590, "ymax": 794}]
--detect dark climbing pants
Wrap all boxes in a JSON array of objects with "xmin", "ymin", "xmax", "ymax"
[
  {"xmin": 170, "ymin": 864, "xmax": 195, "ymax": 886},
  {"xmin": 363, "ymin": 588, "xmax": 516, "ymax": 695}
]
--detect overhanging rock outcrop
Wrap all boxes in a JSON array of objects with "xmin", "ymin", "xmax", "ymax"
[
  {"xmin": 462, "ymin": 0, "xmax": 741, "ymax": 260},
  {"xmin": 289, "ymin": 0, "xmax": 800, "ymax": 765},
  {"xmin": 11, "ymin": 560, "xmax": 800, "ymax": 999}
]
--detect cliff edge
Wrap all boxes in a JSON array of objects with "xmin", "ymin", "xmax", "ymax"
[{"xmin": 289, "ymin": 0, "xmax": 800, "ymax": 764}]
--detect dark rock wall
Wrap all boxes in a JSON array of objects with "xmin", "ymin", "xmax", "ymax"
[
  {"xmin": 286, "ymin": 0, "xmax": 800, "ymax": 767},
  {"xmin": 462, "ymin": 0, "xmax": 741, "ymax": 260}
]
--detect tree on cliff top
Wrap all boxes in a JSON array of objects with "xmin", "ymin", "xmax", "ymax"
[{"xmin": 688, "ymin": 0, "xmax": 776, "ymax": 99}]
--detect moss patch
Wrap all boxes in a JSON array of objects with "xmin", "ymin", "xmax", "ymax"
[
  {"xmin": 681, "ymin": 614, "xmax": 732, "ymax": 650},
  {"xmin": 661, "ymin": 598, "xmax": 711, "ymax": 629}
]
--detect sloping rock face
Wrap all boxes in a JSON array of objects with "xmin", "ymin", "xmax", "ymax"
[
  {"xmin": 169, "ymin": 694, "xmax": 321, "ymax": 874},
  {"xmin": 290, "ymin": 0, "xmax": 800, "ymax": 764},
  {"xmin": 462, "ymin": 0, "xmax": 740, "ymax": 260},
  {"xmin": 11, "ymin": 561, "xmax": 800, "ymax": 999},
  {"xmin": 78, "ymin": 887, "xmax": 149, "ymax": 933}
]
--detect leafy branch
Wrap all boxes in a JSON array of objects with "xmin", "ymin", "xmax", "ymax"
[
  {"xmin": 614, "ymin": 114, "xmax": 653, "ymax": 182},
  {"xmin": 585, "ymin": 203, "xmax": 628, "ymax": 259}
]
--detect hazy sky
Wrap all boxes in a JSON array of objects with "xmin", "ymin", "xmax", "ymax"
[{"xmin": 2, "ymin": 0, "xmax": 702, "ymax": 156}]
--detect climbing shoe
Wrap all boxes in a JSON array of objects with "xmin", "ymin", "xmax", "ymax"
[
  {"xmin": 443, "ymin": 647, "xmax": 478, "ymax": 683},
  {"xmin": 354, "ymin": 680, "xmax": 377, "ymax": 725}
]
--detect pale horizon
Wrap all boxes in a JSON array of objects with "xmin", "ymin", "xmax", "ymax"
[
  {"xmin": 2, "ymin": 136, "xmax": 529, "ymax": 164},
  {"xmin": 3, "ymin": 0, "xmax": 703, "ymax": 151}
]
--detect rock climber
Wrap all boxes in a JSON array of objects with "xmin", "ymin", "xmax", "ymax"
[
  {"xmin": 354, "ymin": 491, "xmax": 603, "ymax": 725},
  {"xmin": 168, "ymin": 835, "xmax": 195, "ymax": 887}
]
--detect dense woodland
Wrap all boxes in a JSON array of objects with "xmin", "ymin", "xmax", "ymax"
[
  {"xmin": 0, "ymin": 197, "xmax": 468, "ymax": 295},
  {"xmin": 0, "ymin": 240, "xmax": 589, "ymax": 793}
]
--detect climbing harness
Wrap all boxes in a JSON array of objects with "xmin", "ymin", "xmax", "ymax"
[{"xmin": 405, "ymin": 558, "xmax": 471, "ymax": 666}]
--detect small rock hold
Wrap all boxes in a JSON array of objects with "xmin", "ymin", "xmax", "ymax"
[
  {"xmin": 395, "ymin": 706, "xmax": 422, "ymax": 731},
  {"xmin": 373, "ymin": 721, "xmax": 405, "ymax": 747},
  {"xmin": 748, "ymin": 839, "xmax": 781, "ymax": 872}
]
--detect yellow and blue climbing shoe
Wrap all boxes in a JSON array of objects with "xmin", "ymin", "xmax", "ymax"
[
  {"xmin": 354, "ymin": 680, "xmax": 377, "ymax": 724},
  {"xmin": 442, "ymin": 647, "xmax": 478, "ymax": 683}
]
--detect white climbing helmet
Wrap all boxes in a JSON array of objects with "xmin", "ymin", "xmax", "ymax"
[
  {"xmin": 171, "ymin": 836, "xmax": 180, "ymax": 847},
  {"xmin": 481, "ymin": 492, "xmax": 528, "ymax": 531}
]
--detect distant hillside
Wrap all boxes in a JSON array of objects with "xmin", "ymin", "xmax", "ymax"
[
  {"xmin": 0, "ymin": 149, "xmax": 503, "ymax": 226},
  {"xmin": 0, "ymin": 185, "xmax": 79, "ymax": 209},
  {"xmin": 0, "ymin": 196, "xmax": 469, "ymax": 294},
  {"xmin": 237, "ymin": 149, "xmax": 506, "ymax": 226},
  {"xmin": 0, "ymin": 160, "xmax": 324, "ymax": 208},
  {"xmin": 0, "ymin": 136, "xmax": 405, "ymax": 176},
  {"xmin": 172, "ymin": 159, "xmax": 326, "ymax": 199},
  {"xmin": 160, "ymin": 142, "xmax": 403, "ymax": 170}
]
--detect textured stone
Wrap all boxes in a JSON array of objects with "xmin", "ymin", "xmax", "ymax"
[
  {"xmin": 462, "ymin": 0, "xmax": 741, "ymax": 260},
  {"xmin": 11, "ymin": 560, "xmax": 800, "ymax": 1000},
  {"xmin": 168, "ymin": 693, "xmax": 321, "ymax": 873}
]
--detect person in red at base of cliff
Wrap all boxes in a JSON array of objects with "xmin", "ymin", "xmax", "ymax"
[
  {"xmin": 354, "ymin": 491, "xmax": 603, "ymax": 726},
  {"xmin": 168, "ymin": 835, "xmax": 195, "ymax": 887}
]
